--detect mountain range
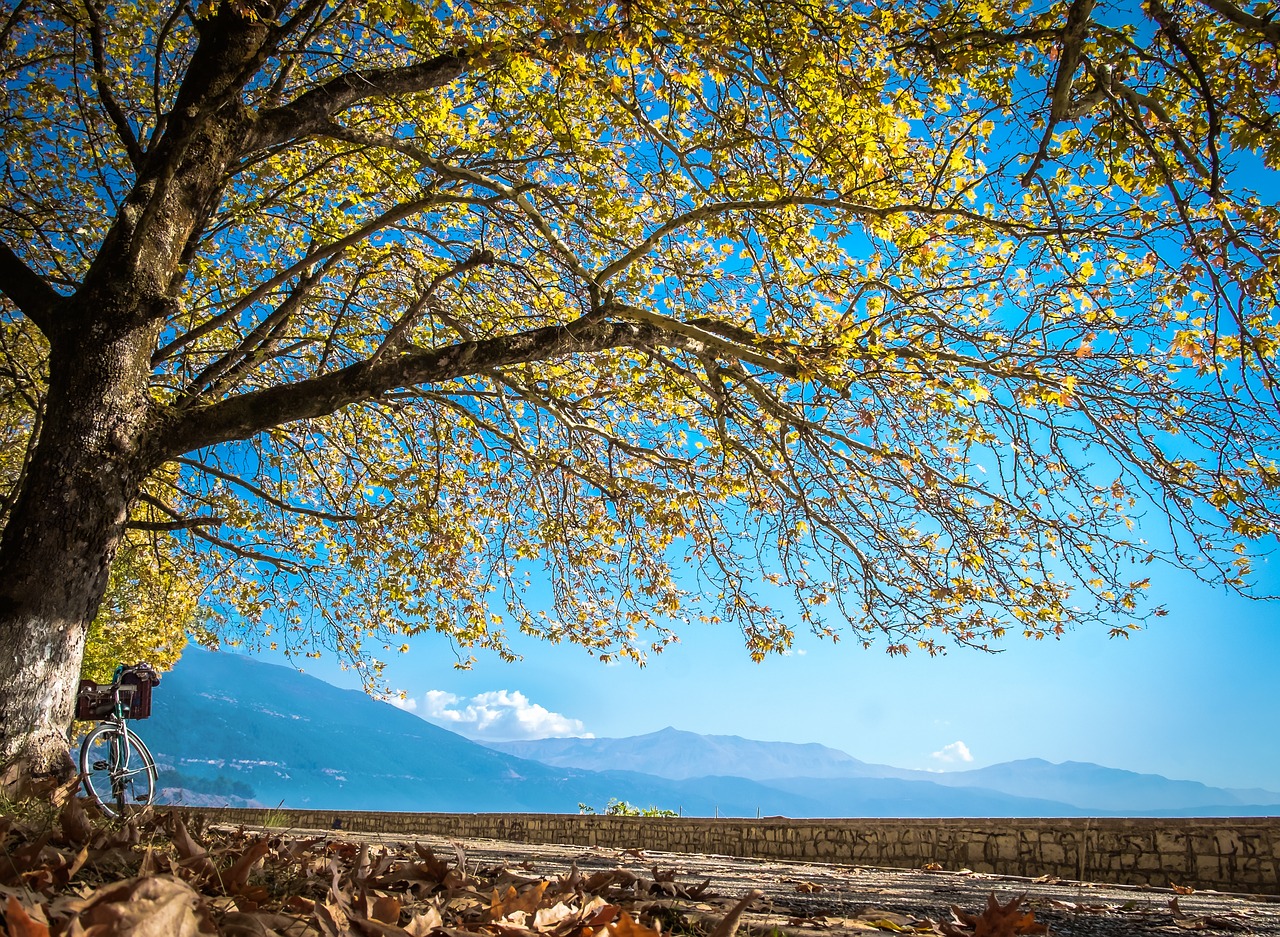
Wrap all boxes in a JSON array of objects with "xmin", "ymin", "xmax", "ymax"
[
  {"xmin": 485, "ymin": 729, "xmax": 1280, "ymax": 814},
  {"xmin": 141, "ymin": 649, "xmax": 1280, "ymax": 817}
]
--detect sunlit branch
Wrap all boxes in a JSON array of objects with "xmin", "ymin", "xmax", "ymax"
[
  {"xmin": 156, "ymin": 316, "xmax": 669, "ymax": 457},
  {"xmin": 152, "ymin": 195, "xmax": 448, "ymax": 366},
  {"xmin": 249, "ymin": 29, "xmax": 620, "ymax": 152},
  {"xmin": 173, "ymin": 456, "xmax": 362, "ymax": 523}
]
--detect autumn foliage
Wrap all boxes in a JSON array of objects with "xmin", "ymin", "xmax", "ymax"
[{"xmin": 1, "ymin": 0, "xmax": 1279, "ymax": 773}]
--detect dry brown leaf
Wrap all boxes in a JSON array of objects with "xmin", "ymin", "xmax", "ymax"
[
  {"xmin": 283, "ymin": 895, "xmax": 315, "ymax": 916},
  {"xmin": 1172, "ymin": 883, "xmax": 1195, "ymax": 895},
  {"xmin": 921, "ymin": 863, "xmax": 944, "ymax": 872},
  {"xmin": 312, "ymin": 899, "xmax": 350, "ymax": 937},
  {"xmin": 219, "ymin": 910, "xmax": 304, "ymax": 937},
  {"xmin": 607, "ymin": 910, "xmax": 663, "ymax": 937},
  {"xmin": 532, "ymin": 901, "xmax": 579, "ymax": 932},
  {"xmin": 58, "ymin": 798, "xmax": 93, "ymax": 848},
  {"xmin": 75, "ymin": 875, "xmax": 215, "ymax": 937},
  {"xmin": 1168, "ymin": 898, "xmax": 1250, "ymax": 932},
  {"xmin": 794, "ymin": 882, "xmax": 824, "ymax": 894},
  {"xmin": 412, "ymin": 845, "xmax": 451, "ymax": 882},
  {"xmin": 852, "ymin": 909, "xmax": 920, "ymax": 930},
  {"xmin": 170, "ymin": 817, "xmax": 219, "ymax": 883},
  {"xmin": 2, "ymin": 895, "xmax": 51, "ymax": 937},
  {"xmin": 582, "ymin": 871, "xmax": 637, "ymax": 893},
  {"xmin": 1048, "ymin": 899, "xmax": 1112, "ymax": 914},
  {"xmin": 941, "ymin": 893, "xmax": 1047, "ymax": 937},
  {"xmin": 404, "ymin": 906, "xmax": 444, "ymax": 937},
  {"xmin": 0, "ymin": 832, "xmax": 50, "ymax": 886},
  {"xmin": 708, "ymin": 889, "xmax": 763, "ymax": 937},
  {"xmin": 224, "ymin": 839, "xmax": 272, "ymax": 894},
  {"xmin": 581, "ymin": 900, "xmax": 620, "ymax": 929},
  {"xmin": 371, "ymin": 896, "xmax": 402, "ymax": 925},
  {"xmin": 450, "ymin": 841, "xmax": 468, "ymax": 876},
  {"xmin": 491, "ymin": 881, "xmax": 550, "ymax": 921}
]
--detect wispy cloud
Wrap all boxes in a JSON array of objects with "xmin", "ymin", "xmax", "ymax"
[
  {"xmin": 931, "ymin": 740, "xmax": 974, "ymax": 764},
  {"xmin": 419, "ymin": 689, "xmax": 591, "ymax": 741}
]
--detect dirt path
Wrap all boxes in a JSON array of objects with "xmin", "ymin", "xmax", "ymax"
[{"xmin": 218, "ymin": 823, "xmax": 1280, "ymax": 936}]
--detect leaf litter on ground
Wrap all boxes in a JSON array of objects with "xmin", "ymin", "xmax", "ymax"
[{"xmin": 0, "ymin": 801, "xmax": 1267, "ymax": 937}]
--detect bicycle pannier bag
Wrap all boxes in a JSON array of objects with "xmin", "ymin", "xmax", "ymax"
[
  {"xmin": 119, "ymin": 668, "xmax": 155, "ymax": 720},
  {"xmin": 74, "ymin": 680, "xmax": 114, "ymax": 720}
]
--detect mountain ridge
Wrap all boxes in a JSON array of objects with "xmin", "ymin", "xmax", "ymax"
[
  {"xmin": 143, "ymin": 650, "xmax": 1279, "ymax": 816},
  {"xmin": 484, "ymin": 728, "xmax": 1280, "ymax": 814}
]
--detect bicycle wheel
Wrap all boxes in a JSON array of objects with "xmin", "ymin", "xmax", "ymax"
[{"xmin": 79, "ymin": 723, "xmax": 157, "ymax": 818}]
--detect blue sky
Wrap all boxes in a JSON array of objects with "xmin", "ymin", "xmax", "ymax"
[{"xmin": 248, "ymin": 551, "xmax": 1280, "ymax": 794}]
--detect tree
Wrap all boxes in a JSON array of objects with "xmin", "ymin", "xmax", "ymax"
[{"xmin": 1, "ymin": 0, "xmax": 1277, "ymax": 784}]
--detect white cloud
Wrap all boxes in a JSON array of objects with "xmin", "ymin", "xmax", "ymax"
[
  {"xmin": 388, "ymin": 695, "xmax": 418, "ymax": 712},
  {"xmin": 419, "ymin": 689, "xmax": 592, "ymax": 741},
  {"xmin": 931, "ymin": 740, "xmax": 974, "ymax": 764}
]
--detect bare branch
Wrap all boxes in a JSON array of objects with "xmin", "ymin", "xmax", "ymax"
[
  {"xmin": 174, "ymin": 455, "xmax": 361, "ymax": 522},
  {"xmin": 126, "ymin": 516, "xmax": 224, "ymax": 531},
  {"xmin": 84, "ymin": 0, "xmax": 144, "ymax": 172}
]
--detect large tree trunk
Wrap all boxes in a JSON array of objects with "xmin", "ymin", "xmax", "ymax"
[
  {"xmin": 0, "ymin": 7, "xmax": 268, "ymax": 793},
  {"xmin": 0, "ymin": 318, "xmax": 158, "ymax": 791}
]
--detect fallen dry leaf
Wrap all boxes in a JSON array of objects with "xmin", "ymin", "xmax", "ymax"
[
  {"xmin": 371, "ymin": 895, "xmax": 402, "ymax": 925},
  {"xmin": 490, "ymin": 880, "xmax": 550, "ymax": 920},
  {"xmin": 223, "ymin": 839, "xmax": 271, "ymax": 894},
  {"xmin": 2, "ymin": 895, "xmax": 50, "ymax": 937},
  {"xmin": 76, "ymin": 875, "xmax": 215, "ymax": 937},
  {"xmin": 170, "ymin": 817, "xmax": 219, "ymax": 883},
  {"xmin": 941, "ymin": 893, "xmax": 1047, "ymax": 937},
  {"xmin": 607, "ymin": 910, "xmax": 663, "ymax": 937},
  {"xmin": 1169, "ymin": 897, "xmax": 1251, "ymax": 932},
  {"xmin": 709, "ymin": 889, "xmax": 763, "ymax": 937}
]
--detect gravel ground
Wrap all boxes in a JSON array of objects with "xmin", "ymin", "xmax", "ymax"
[{"xmin": 216, "ymin": 823, "xmax": 1280, "ymax": 936}]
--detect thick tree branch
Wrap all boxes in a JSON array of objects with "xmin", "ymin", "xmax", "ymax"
[
  {"xmin": 247, "ymin": 48, "xmax": 474, "ymax": 150},
  {"xmin": 156, "ymin": 316, "xmax": 666, "ymax": 457},
  {"xmin": 248, "ymin": 29, "xmax": 616, "ymax": 152},
  {"xmin": 1022, "ymin": 0, "xmax": 1095, "ymax": 185},
  {"xmin": 0, "ymin": 240, "xmax": 60, "ymax": 334},
  {"xmin": 1197, "ymin": 0, "xmax": 1280, "ymax": 45}
]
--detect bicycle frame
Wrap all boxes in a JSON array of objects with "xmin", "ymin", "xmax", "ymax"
[{"xmin": 78, "ymin": 665, "xmax": 158, "ymax": 817}]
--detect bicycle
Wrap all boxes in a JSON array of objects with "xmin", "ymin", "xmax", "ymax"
[{"xmin": 74, "ymin": 662, "xmax": 161, "ymax": 818}]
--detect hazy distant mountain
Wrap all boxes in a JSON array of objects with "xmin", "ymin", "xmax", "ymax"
[
  {"xmin": 143, "ymin": 651, "xmax": 1279, "ymax": 816},
  {"xmin": 487, "ymin": 728, "xmax": 899, "ymax": 780},
  {"xmin": 873, "ymin": 759, "xmax": 1280, "ymax": 813},
  {"xmin": 138, "ymin": 650, "xmax": 878, "ymax": 815},
  {"xmin": 486, "ymin": 730, "xmax": 1280, "ymax": 815}
]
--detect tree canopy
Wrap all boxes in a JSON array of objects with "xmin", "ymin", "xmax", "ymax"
[{"xmin": 1, "ymin": 0, "xmax": 1278, "ymax": 720}]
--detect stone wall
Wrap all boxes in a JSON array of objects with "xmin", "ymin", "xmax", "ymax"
[{"xmin": 182, "ymin": 809, "xmax": 1279, "ymax": 895}]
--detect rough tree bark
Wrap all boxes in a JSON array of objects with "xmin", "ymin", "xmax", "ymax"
[
  {"xmin": 0, "ymin": 317, "xmax": 157, "ymax": 786},
  {"xmin": 0, "ymin": 6, "xmax": 270, "ymax": 789}
]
